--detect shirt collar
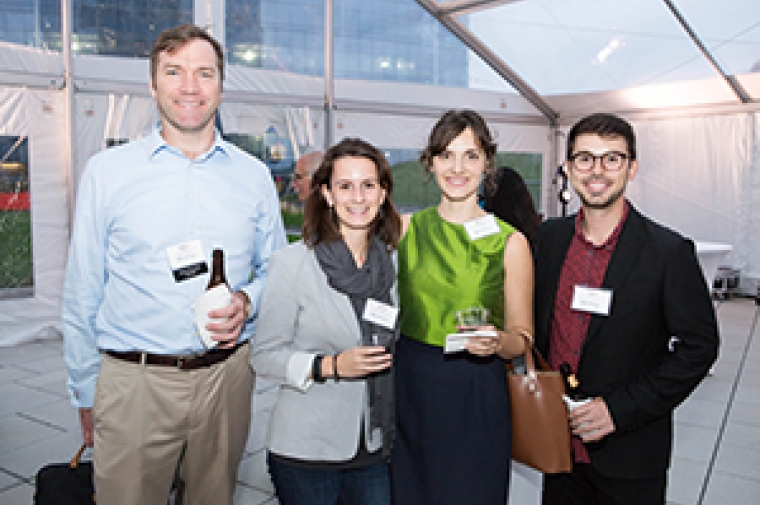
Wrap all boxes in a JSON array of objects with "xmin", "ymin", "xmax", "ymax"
[
  {"xmin": 146, "ymin": 127, "xmax": 230, "ymax": 162},
  {"xmin": 574, "ymin": 199, "xmax": 630, "ymax": 250}
]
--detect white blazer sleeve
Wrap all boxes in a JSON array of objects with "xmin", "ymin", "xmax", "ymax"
[{"xmin": 251, "ymin": 244, "xmax": 314, "ymax": 391}]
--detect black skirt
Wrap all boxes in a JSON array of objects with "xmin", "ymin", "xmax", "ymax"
[{"xmin": 391, "ymin": 335, "xmax": 511, "ymax": 505}]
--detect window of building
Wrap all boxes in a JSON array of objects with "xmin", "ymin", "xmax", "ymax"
[{"xmin": 0, "ymin": 136, "xmax": 33, "ymax": 299}]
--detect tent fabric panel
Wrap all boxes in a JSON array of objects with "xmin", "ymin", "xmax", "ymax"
[{"xmin": 0, "ymin": 87, "xmax": 68, "ymax": 346}]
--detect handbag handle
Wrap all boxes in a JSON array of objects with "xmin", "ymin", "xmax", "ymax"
[
  {"xmin": 516, "ymin": 330, "xmax": 551, "ymax": 373},
  {"xmin": 69, "ymin": 443, "xmax": 88, "ymax": 469},
  {"xmin": 514, "ymin": 330, "xmax": 555, "ymax": 393}
]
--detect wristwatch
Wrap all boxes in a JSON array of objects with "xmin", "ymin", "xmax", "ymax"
[{"xmin": 237, "ymin": 291, "xmax": 253, "ymax": 318}]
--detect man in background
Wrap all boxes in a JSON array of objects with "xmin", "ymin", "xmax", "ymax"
[
  {"xmin": 62, "ymin": 24, "xmax": 286, "ymax": 505},
  {"xmin": 534, "ymin": 112, "xmax": 718, "ymax": 505},
  {"xmin": 291, "ymin": 149, "xmax": 323, "ymax": 202}
]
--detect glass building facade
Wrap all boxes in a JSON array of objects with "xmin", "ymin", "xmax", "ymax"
[
  {"xmin": 227, "ymin": 0, "xmax": 468, "ymax": 86},
  {"xmin": 0, "ymin": 0, "xmax": 193, "ymax": 55},
  {"xmin": 0, "ymin": 0, "xmax": 467, "ymax": 87}
]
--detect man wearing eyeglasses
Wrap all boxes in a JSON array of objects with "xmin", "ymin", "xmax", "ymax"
[
  {"xmin": 533, "ymin": 113, "xmax": 719, "ymax": 505},
  {"xmin": 291, "ymin": 149, "xmax": 324, "ymax": 202}
]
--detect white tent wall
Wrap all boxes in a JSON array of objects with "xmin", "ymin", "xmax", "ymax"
[
  {"xmin": 219, "ymin": 102, "xmax": 325, "ymax": 150},
  {"xmin": 630, "ymin": 112, "xmax": 760, "ymax": 286},
  {"xmin": 0, "ymin": 86, "xmax": 68, "ymax": 346},
  {"xmin": 71, "ymin": 93, "xmax": 157, "ymax": 204}
]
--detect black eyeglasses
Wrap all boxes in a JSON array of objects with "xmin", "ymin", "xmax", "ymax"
[{"xmin": 569, "ymin": 151, "xmax": 629, "ymax": 172}]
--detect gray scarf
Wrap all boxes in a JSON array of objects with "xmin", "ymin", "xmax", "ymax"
[{"xmin": 314, "ymin": 236, "xmax": 397, "ymax": 459}]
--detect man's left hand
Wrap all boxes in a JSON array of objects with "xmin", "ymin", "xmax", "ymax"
[
  {"xmin": 206, "ymin": 291, "xmax": 248, "ymax": 348},
  {"xmin": 568, "ymin": 397, "xmax": 616, "ymax": 442}
]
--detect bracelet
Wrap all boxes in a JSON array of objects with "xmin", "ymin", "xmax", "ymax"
[
  {"xmin": 333, "ymin": 353, "xmax": 340, "ymax": 381},
  {"xmin": 312, "ymin": 355, "xmax": 325, "ymax": 383}
]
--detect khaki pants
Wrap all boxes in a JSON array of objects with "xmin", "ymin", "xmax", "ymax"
[{"xmin": 93, "ymin": 343, "xmax": 254, "ymax": 505}]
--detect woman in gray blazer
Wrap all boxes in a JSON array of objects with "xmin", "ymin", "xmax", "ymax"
[{"xmin": 251, "ymin": 138, "xmax": 402, "ymax": 505}]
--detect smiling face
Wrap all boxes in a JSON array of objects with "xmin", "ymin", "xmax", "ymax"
[
  {"xmin": 321, "ymin": 156, "xmax": 386, "ymax": 235},
  {"xmin": 150, "ymin": 38, "xmax": 221, "ymax": 144},
  {"xmin": 567, "ymin": 133, "xmax": 638, "ymax": 211},
  {"xmin": 431, "ymin": 127, "xmax": 485, "ymax": 203}
]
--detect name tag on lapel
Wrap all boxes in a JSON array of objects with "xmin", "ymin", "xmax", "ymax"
[
  {"xmin": 571, "ymin": 285, "xmax": 612, "ymax": 316},
  {"xmin": 363, "ymin": 299, "xmax": 398, "ymax": 330}
]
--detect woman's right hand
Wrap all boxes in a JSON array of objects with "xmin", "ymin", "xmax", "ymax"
[{"xmin": 332, "ymin": 346, "xmax": 392, "ymax": 379}]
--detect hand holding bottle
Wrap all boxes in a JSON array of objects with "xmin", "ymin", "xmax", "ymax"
[
  {"xmin": 559, "ymin": 362, "xmax": 615, "ymax": 441},
  {"xmin": 205, "ymin": 291, "xmax": 250, "ymax": 348},
  {"xmin": 567, "ymin": 397, "xmax": 616, "ymax": 442},
  {"xmin": 193, "ymin": 249, "xmax": 247, "ymax": 349}
]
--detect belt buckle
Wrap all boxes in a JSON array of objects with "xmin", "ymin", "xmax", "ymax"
[
  {"xmin": 177, "ymin": 351, "xmax": 205, "ymax": 370},
  {"xmin": 176, "ymin": 356, "xmax": 190, "ymax": 370}
]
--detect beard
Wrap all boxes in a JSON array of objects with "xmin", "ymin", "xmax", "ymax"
[
  {"xmin": 578, "ymin": 184, "xmax": 626, "ymax": 210},
  {"xmin": 157, "ymin": 100, "xmax": 217, "ymax": 135},
  {"xmin": 575, "ymin": 169, "xmax": 629, "ymax": 210}
]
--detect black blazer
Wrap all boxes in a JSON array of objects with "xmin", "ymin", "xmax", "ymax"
[{"xmin": 534, "ymin": 205, "xmax": 719, "ymax": 479}]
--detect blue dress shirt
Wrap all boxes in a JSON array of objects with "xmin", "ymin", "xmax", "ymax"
[{"xmin": 62, "ymin": 129, "xmax": 287, "ymax": 408}]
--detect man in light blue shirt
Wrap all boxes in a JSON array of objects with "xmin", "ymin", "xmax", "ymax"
[{"xmin": 62, "ymin": 24, "xmax": 286, "ymax": 505}]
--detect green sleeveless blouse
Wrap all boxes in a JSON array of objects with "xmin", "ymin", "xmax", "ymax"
[{"xmin": 398, "ymin": 207, "xmax": 515, "ymax": 347}]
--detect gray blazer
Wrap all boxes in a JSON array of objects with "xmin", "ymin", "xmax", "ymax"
[{"xmin": 251, "ymin": 241, "xmax": 387, "ymax": 461}]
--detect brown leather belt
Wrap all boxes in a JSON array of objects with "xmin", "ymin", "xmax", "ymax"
[{"xmin": 105, "ymin": 342, "xmax": 246, "ymax": 371}]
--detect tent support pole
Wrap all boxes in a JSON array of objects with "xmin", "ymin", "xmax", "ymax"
[
  {"xmin": 323, "ymin": 0, "xmax": 334, "ymax": 148},
  {"xmin": 414, "ymin": 0, "xmax": 558, "ymax": 127},
  {"xmin": 62, "ymin": 0, "xmax": 74, "ymax": 235},
  {"xmin": 662, "ymin": 0, "xmax": 751, "ymax": 104}
]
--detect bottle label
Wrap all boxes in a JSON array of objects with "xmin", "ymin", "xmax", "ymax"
[{"xmin": 167, "ymin": 240, "xmax": 208, "ymax": 282}]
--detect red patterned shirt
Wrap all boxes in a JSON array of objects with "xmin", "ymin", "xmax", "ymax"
[{"xmin": 548, "ymin": 201, "xmax": 629, "ymax": 463}]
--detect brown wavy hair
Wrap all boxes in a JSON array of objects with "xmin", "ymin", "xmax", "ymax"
[
  {"xmin": 302, "ymin": 138, "xmax": 402, "ymax": 249},
  {"xmin": 420, "ymin": 109, "xmax": 498, "ymax": 194},
  {"xmin": 150, "ymin": 24, "xmax": 225, "ymax": 86}
]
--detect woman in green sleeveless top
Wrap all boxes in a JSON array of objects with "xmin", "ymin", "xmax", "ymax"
[{"xmin": 391, "ymin": 110, "xmax": 534, "ymax": 505}]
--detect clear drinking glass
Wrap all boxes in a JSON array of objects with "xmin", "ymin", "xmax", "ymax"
[
  {"xmin": 371, "ymin": 333, "xmax": 394, "ymax": 353},
  {"xmin": 454, "ymin": 306, "xmax": 490, "ymax": 332}
]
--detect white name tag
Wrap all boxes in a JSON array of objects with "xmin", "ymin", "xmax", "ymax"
[
  {"xmin": 166, "ymin": 240, "xmax": 208, "ymax": 282},
  {"xmin": 463, "ymin": 214, "xmax": 500, "ymax": 241},
  {"xmin": 571, "ymin": 285, "xmax": 613, "ymax": 316},
  {"xmin": 444, "ymin": 330, "xmax": 498, "ymax": 354},
  {"xmin": 362, "ymin": 298, "xmax": 399, "ymax": 330}
]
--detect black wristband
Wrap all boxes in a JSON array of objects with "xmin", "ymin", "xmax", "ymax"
[
  {"xmin": 333, "ymin": 353, "xmax": 340, "ymax": 381},
  {"xmin": 312, "ymin": 355, "xmax": 325, "ymax": 383}
]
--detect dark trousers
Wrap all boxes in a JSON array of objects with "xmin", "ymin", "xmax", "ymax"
[
  {"xmin": 543, "ymin": 463, "xmax": 666, "ymax": 505},
  {"xmin": 267, "ymin": 454, "xmax": 390, "ymax": 505}
]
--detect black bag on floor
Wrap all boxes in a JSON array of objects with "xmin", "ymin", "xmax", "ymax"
[{"xmin": 35, "ymin": 444, "xmax": 95, "ymax": 505}]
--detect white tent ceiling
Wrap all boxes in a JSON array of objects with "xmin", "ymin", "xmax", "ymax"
[{"xmin": 417, "ymin": 0, "xmax": 760, "ymax": 123}]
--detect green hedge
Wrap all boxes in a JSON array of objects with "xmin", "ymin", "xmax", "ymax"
[{"xmin": 0, "ymin": 210, "xmax": 33, "ymax": 289}]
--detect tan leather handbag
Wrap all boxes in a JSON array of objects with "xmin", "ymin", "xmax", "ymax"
[{"xmin": 507, "ymin": 331, "xmax": 572, "ymax": 474}]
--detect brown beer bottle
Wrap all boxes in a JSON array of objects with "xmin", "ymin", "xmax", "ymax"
[
  {"xmin": 560, "ymin": 362, "xmax": 583, "ymax": 400},
  {"xmin": 207, "ymin": 249, "xmax": 229, "ymax": 289}
]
